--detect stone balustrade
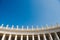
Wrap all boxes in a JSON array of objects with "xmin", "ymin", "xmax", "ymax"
[{"xmin": 0, "ymin": 24, "xmax": 60, "ymax": 40}]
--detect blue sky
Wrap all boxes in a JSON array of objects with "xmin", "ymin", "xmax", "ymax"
[{"xmin": 0, "ymin": 0, "xmax": 60, "ymax": 28}]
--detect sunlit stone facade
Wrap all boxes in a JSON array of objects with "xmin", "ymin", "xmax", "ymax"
[{"xmin": 0, "ymin": 24, "xmax": 60, "ymax": 40}]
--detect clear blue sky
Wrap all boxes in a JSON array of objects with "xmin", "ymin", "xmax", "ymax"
[{"xmin": 0, "ymin": 0, "xmax": 60, "ymax": 28}]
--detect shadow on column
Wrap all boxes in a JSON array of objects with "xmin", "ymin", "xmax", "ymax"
[
  {"xmin": 0, "ymin": 33, "xmax": 3, "ymax": 40},
  {"xmin": 23, "ymin": 35, "xmax": 26, "ymax": 40},
  {"xmin": 45, "ymin": 34, "xmax": 50, "ymax": 40},
  {"xmin": 40, "ymin": 34, "xmax": 44, "ymax": 40},
  {"xmin": 11, "ymin": 35, "xmax": 15, "ymax": 40},
  {"xmin": 5, "ymin": 34, "xmax": 9, "ymax": 40},
  {"xmin": 57, "ymin": 32, "xmax": 60, "ymax": 39},
  {"xmin": 34, "ymin": 35, "xmax": 38, "ymax": 40},
  {"xmin": 17, "ymin": 35, "xmax": 21, "ymax": 40},
  {"xmin": 51, "ymin": 33, "xmax": 57, "ymax": 40},
  {"xmin": 28, "ymin": 35, "xmax": 32, "ymax": 40}
]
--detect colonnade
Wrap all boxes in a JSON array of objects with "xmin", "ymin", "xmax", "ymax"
[
  {"xmin": 0, "ymin": 24, "xmax": 60, "ymax": 40},
  {"xmin": 0, "ymin": 32, "xmax": 60, "ymax": 40}
]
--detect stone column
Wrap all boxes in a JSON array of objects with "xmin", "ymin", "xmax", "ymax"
[
  {"xmin": 21, "ymin": 35, "xmax": 23, "ymax": 40},
  {"xmin": 8, "ymin": 34, "xmax": 11, "ymax": 40},
  {"xmin": 32, "ymin": 35, "xmax": 34, "ymax": 40},
  {"xmin": 49, "ymin": 33, "xmax": 53, "ymax": 40},
  {"xmin": 15, "ymin": 35, "xmax": 17, "ymax": 40},
  {"xmin": 1, "ymin": 34, "xmax": 5, "ymax": 40},
  {"xmin": 38, "ymin": 35, "xmax": 40, "ymax": 40},
  {"xmin": 27, "ymin": 35, "xmax": 28, "ymax": 40},
  {"xmin": 43, "ymin": 34, "xmax": 46, "ymax": 40},
  {"xmin": 55, "ymin": 32, "xmax": 59, "ymax": 40}
]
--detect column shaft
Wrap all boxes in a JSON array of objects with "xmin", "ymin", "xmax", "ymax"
[
  {"xmin": 15, "ymin": 35, "xmax": 17, "ymax": 40},
  {"xmin": 49, "ymin": 33, "xmax": 53, "ymax": 40},
  {"xmin": 43, "ymin": 34, "xmax": 46, "ymax": 40},
  {"xmin": 21, "ymin": 35, "xmax": 23, "ymax": 40},
  {"xmin": 1, "ymin": 34, "xmax": 5, "ymax": 40},
  {"xmin": 38, "ymin": 35, "xmax": 40, "ymax": 40},
  {"xmin": 32, "ymin": 35, "xmax": 34, "ymax": 40},
  {"xmin": 27, "ymin": 35, "xmax": 28, "ymax": 40},
  {"xmin": 55, "ymin": 32, "xmax": 59, "ymax": 40},
  {"xmin": 8, "ymin": 34, "xmax": 11, "ymax": 40}
]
